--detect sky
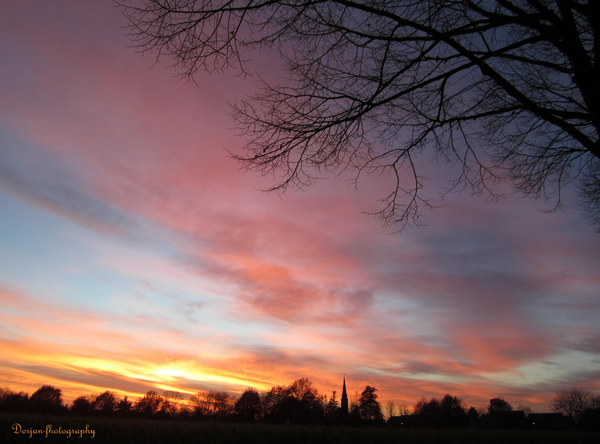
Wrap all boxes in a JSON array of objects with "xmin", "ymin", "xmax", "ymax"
[{"xmin": 0, "ymin": 0, "xmax": 599, "ymax": 413}]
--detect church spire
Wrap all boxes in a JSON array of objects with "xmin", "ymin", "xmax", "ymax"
[{"xmin": 341, "ymin": 374, "xmax": 348, "ymax": 414}]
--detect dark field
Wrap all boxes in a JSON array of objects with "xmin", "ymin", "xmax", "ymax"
[{"xmin": 2, "ymin": 413, "xmax": 599, "ymax": 444}]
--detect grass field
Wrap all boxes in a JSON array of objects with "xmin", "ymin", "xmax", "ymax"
[{"xmin": 2, "ymin": 413, "xmax": 599, "ymax": 444}]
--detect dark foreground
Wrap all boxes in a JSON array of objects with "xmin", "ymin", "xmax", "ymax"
[{"xmin": 2, "ymin": 413, "xmax": 599, "ymax": 444}]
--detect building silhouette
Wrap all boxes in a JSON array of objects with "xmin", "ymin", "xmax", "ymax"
[{"xmin": 340, "ymin": 375, "xmax": 348, "ymax": 415}]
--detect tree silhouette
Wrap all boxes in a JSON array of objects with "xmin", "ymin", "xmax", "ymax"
[
  {"xmin": 358, "ymin": 386, "xmax": 383, "ymax": 421},
  {"xmin": 0, "ymin": 388, "xmax": 29, "ymax": 413},
  {"xmin": 439, "ymin": 394, "xmax": 467, "ymax": 428},
  {"xmin": 120, "ymin": 0, "xmax": 600, "ymax": 230},
  {"xmin": 93, "ymin": 390, "xmax": 119, "ymax": 414},
  {"xmin": 385, "ymin": 400, "xmax": 396, "ymax": 418},
  {"xmin": 29, "ymin": 385, "xmax": 64, "ymax": 414},
  {"xmin": 396, "ymin": 401, "xmax": 410, "ymax": 416},
  {"xmin": 262, "ymin": 378, "xmax": 326, "ymax": 424},
  {"xmin": 162, "ymin": 390, "xmax": 184, "ymax": 416},
  {"xmin": 413, "ymin": 394, "xmax": 466, "ymax": 428},
  {"xmin": 135, "ymin": 390, "xmax": 164, "ymax": 417},
  {"xmin": 517, "ymin": 403, "xmax": 532, "ymax": 417},
  {"xmin": 117, "ymin": 396, "xmax": 133, "ymax": 415},
  {"xmin": 488, "ymin": 397, "xmax": 513, "ymax": 413},
  {"xmin": 550, "ymin": 387, "xmax": 597, "ymax": 424},
  {"xmin": 413, "ymin": 397, "xmax": 441, "ymax": 416},
  {"xmin": 71, "ymin": 395, "xmax": 93, "ymax": 416},
  {"xmin": 235, "ymin": 389, "xmax": 261, "ymax": 419},
  {"xmin": 189, "ymin": 390, "xmax": 235, "ymax": 417},
  {"xmin": 234, "ymin": 388, "xmax": 262, "ymax": 421},
  {"xmin": 325, "ymin": 390, "xmax": 338, "ymax": 417}
]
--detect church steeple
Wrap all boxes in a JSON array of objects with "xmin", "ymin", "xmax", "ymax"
[{"xmin": 341, "ymin": 374, "xmax": 348, "ymax": 414}]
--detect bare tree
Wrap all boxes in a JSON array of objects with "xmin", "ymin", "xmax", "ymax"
[
  {"xmin": 385, "ymin": 400, "xmax": 396, "ymax": 418},
  {"xmin": 162, "ymin": 390, "xmax": 184, "ymax": 416},
  {"xmin": 119, "ymin": 0, "xmax": 600, "ymax": 230},
  {"xmin": 397, "ymin": 401, "xmax": 410, "ymax": 416},
  {"xmin": 550, "ymin": 387, "xmax": 594, "ymax": 423},
  {"xmin": 518, "ymin": 403, "xmax": 533, "ymax": 417},
  {"xmin": 189, "ymin": 390, "xmax": 235, "ymax": 416},
  {"xmin": 349, "ymin": 391, "xmax": 360, "ymax": 414}
]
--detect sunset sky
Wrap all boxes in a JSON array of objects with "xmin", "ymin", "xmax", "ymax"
[{"xmin": 1, "ymin": 0, "xmax": 599, "ymax": 413}]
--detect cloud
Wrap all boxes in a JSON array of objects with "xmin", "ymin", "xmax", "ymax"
[{"xmin": 0, "ymin": 136, "xmax": 141, "ymax": 236}]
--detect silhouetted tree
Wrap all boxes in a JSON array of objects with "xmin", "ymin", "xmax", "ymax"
[
  {"xmin": 397, "ymin": 401, "xmax": 410, "ymax": 416},
  {"xmin": 413, "ymin": 397, "xmax": 442, "ymax": 417},
  {"xmin": 30, "ymin": 385, "xmax": 64, "ymax": 414},
  {"xmin": 325, "ymin": 390, "xmax": 338, "ymax": 418},
  {"xmin": 385, "ymin": 400, "xmax": 396, "ymax": 418},
  {"xmin": 93, "ymin": 391, "xmax": 119, "ymax": 415},
  {"xmin": 188, "ymin": 391, "xmax": 209, "ymax": 417},
  {"xmin": 518, "ymin": 404, "xmax": 532, "ymax": 417},
  {"xmin": 212, "ymin": 391, "xmax": 235, "ymax": 417},
  {"xmin": 261, "ymin": 385, "xmax": 287, "ymax": 420},
  {"xmin": 234, "ymin": 388, "xmax": 262, "ymax": 421},
  {"xmin": 488, "ymin": 397, "xmax": 513, "ymax": 413},
  {"xmin": 117, "ymin": 396, "xmax": 133, "ymax": 416},
  {"xmin": 71, "ymin": 395, "xmax": 94, "ymax": 416},
  {"xmin": 135, "ymin": 390, "xmax": 164, "ymax": 417},
  {"xmin": 550, "ymin": 387, "xmax": 597, "ymax": 424},
  {"xmin": 0, "ymin": 388, "xmax": 10, "ymax": 402},
  {"xmin": 189, "ymin": 390, "xmax": 235, "ymax": 417},
  {"xmin": 439, "ymin": 394, "xmax": 467, "ymax": 428},
  {"xmin": 162, "ymin": 390, "xmax": 184, "ymax": 417},
  {"xmin": 468, "ymin": 406, "xmax": 479, "ymax": 423},
  {"xmin": 263, "ymin": 378, "xmax": 326, "ymax": 424},
  {"xmin": 349, "ymin": 391, "xmax": 360, "ymax": 416},
  {"xmin": 285, "ymin": 379, "xmax": 321, "ymax": 401},
  {"xmin": 120, "ymin": 0, "xmax": 600, "ymax": 230},
  {"xmin": 413, "ymin": 394, "xmax": 467, "ymax": 428},
  {"xmin": 269, "ymin": 396, "xmax": 308, "ymax": 424},
  {"xmin": 0, "ymin": 388, "xmax": 29, "ymax": 413},
  {"xmin": 358, "ymin": 386, "xmax": 383, "ymax": 422}
]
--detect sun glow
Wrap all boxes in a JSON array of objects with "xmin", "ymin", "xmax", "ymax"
[{"xmin": 155, "ymin": 368, "xmax": 191, "ymax": 378}]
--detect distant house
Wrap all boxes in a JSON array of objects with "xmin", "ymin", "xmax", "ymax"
[
  {"xmin": 387, "ymin": 414, "xmax": 425, "ymax": 428},
  {"xmin": 477, "ymin": 410, "xmax": 527, "ymax": 429},
  {"xmin": 528, "ymin": 412, "xmax": 572, "ymax": 430}
]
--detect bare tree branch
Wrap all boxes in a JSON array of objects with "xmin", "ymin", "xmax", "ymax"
[{"xmin": 118, "ymin": 0, "xmax": 600, "ymax": 230}]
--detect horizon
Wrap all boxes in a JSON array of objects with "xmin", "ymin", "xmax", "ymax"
[
  {"xmin": 0, "ymin": 0, "xmax": 599, "ymax": 416},
  {"xmin": 0, "ymin": 376, "xmax": 572, "ymax": 416}
]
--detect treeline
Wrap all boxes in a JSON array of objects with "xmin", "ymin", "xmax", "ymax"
[
  {"xmin": 390, "ymin": 391, "xmax": 600, "ymax": 431},
  {"xmin": 0, "ymin": 378, "xmax": 378, "ymax": 426},
  {"xmin": 1, "ymin": 381, "xmax": 599, "ymax": 430}
]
